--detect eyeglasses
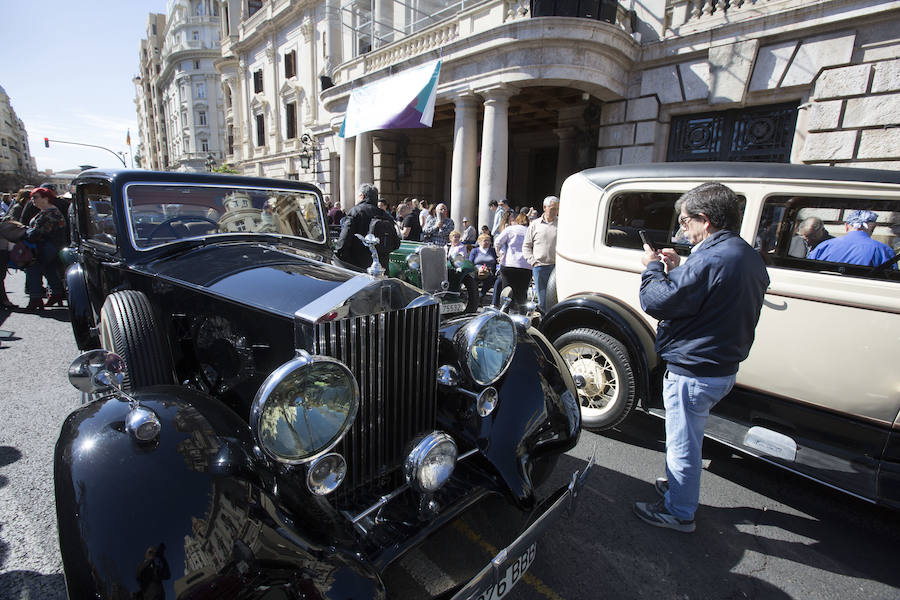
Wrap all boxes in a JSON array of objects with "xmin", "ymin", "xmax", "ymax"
[{"xmin": 678, "ymin": 214, "xmax": 703, "ymax": 228}]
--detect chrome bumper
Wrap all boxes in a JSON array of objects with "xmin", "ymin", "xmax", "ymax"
[{"xmin": 450, "ymin": 450, "xmax": 595, "ymax": 600}]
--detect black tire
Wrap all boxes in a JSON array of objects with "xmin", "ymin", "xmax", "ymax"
[
  {"xmin": 98, "ymin": 290, "xmax": 175, "ymax": 392},
  {"xmin": 460, "ymin": 274, "xmax": 480, "ymax": 314},
  {"xmin": 553, "ymin": 328, "xmax": 635, "ymax": 430},
  {"xmin": 545, "ymin": 268, "xmax": 558, "ymax": 309}
]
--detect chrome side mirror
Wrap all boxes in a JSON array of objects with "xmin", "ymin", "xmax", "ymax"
[{"xmin": 68, "ymin": 349, "xmax": 126, "ymax": 393}]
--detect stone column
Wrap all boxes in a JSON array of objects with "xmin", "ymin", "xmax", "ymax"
[
  {"xmin": 477, "ymin": 86, "xmax": 515, "ymax": 230},
  {"xmin": 554, "ymin": 127, "xmax": 577, "ymax": 193},
  {"xmin": 450, "ymin": 93, "xmax": 479, "ymax": 229},
  {"xmin": 341, "ymin": 135, "xmax": 356, "ymax": 208},
  {"xmin": 374, "ymin": 0, "xmax": 393, "ymax": 48},
  {"xmin": 355, "ymin": 131, "xmax": 374, "ymax": 190}
]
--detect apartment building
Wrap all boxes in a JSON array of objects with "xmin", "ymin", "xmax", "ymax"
[
  {"xmin": 207, "ymin": 0, "xmax": 898, "ymax": 229},
  {"xmin": 0, "ymin": 85, "xmax": 37, "ymax": 182},
  {"xmin": 136, "ymin": 1, "xmax": 227, "ymax": 172}
]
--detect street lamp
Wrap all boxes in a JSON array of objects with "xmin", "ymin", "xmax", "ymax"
[
  {"xmin": 205, "ymin": 153, "xmax": 216, "ymax": 172},
  {"xmin": 299, "ymin": 133, "xmax": 316, "ymax": 171}
]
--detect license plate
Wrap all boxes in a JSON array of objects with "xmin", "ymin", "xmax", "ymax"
[
  {"xmin": 440, "ymin": 301, "xmax": 466, "ymax": 314},
  {"xmin": 473, "ymin": 543, "xmax": 536, "ymax": 600}
]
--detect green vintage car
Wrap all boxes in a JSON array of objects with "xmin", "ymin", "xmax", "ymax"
[{"xmin": 388, "ymin": 241, "xmax": 482, "ymax": 316}]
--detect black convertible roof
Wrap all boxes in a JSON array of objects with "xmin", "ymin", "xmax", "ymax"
[{"xmin": 580, "ymin": 162, "xmax": 900, "ymax": 190}]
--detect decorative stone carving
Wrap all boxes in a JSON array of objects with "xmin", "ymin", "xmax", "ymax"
[{"xmin": 300, "ymin": 17, "xmax": 313, "ymax": 43}]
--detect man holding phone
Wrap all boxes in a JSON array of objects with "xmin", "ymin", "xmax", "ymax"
[{"xmin": 634, "ymin": 182, "xmax": 769, "ymax": 533}]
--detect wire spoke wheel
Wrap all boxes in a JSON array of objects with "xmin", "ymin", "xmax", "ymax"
[{"xmin": 553, "ymin": 328, "xmax": 636, "ymax": 430}]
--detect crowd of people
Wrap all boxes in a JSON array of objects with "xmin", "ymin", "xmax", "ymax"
[
  {"xmin": 328, "ymin": 186, "xmax": 559, "ymax": 309},
  {"xmin": 0, "ymin": 183, "xmax": 70, "ymax": 312}
]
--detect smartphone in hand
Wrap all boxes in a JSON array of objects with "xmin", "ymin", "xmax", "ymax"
[{"xmin": 639, "ymin": 230, "xmax": 656, "ymax": 251}]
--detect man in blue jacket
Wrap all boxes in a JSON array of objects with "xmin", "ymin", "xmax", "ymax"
[{"xmin": 635, "ymin": 182, "xmax": 769, "ymax": 533}]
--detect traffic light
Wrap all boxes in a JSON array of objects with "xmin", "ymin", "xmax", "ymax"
[{"xmin": 44, "ymin": 137, "xmax": 49, "ymax": 148}]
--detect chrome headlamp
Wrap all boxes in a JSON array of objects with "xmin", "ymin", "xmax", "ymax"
[
  {"xmin": 404, "ymin": 432, "xmax": 458, "ymax": 493},
  {"xmin": 406, "ymin": 250, "xmax": 421, "ymax": 270},
  {"xmin": 250, "ymin": 352, "xmax": 359, "ymax": 464},
  {"xmin": 456, "ymin": 311, "xmax": 517, "ymax": 386}
]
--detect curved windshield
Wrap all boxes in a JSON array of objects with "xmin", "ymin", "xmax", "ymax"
[{"xmin": 123, "ymin": 183, "xmax": 325, "ymax": 250}]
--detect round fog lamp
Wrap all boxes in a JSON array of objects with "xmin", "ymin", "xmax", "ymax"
[
  {"xmin": 476, "ymin": 387, "xmax": 498, "ymax": 417},
  {"xmin": 404, "ymin": 432, "xmax": 458, "ymax": 493},
  {"xmin": 406, "ymin": 252, "xmax": 420, "ymax": 270},
  {"xmin": 306, "ymin": 452, "xmax": 347, "ymax": 495}
]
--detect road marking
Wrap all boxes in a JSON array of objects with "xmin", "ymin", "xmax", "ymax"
[{"xmin": 451, "ymin": 520, "xmax": 565, "ymax": 600}]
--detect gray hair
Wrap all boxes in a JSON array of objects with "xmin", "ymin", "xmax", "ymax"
[
  {"xmin": 676, "ymin": 183, "xmax": 740, "ymax": 231},
  {"xmin": 543, "ymin": 195, "xmax": 559, "ymax": 208},
  {"xmin": 358, "ymin": 183, "xmax": 379, "ymax": 204},
  {"xmin": 798, "ymin": 216, "xmax": 825, "ymax": 236}
]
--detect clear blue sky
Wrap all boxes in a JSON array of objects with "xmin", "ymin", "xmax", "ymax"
[{"xmin": 0, "ymin": 1, "xmax": 168, "ymax": 173}]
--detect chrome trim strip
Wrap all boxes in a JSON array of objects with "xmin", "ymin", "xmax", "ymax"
[{"xmin": 295, "ymin": 275, "xmax": 375, "ymax": 322}]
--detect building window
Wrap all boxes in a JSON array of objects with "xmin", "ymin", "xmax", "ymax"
[
  {"xmin": 667, "ymin": 102, "xmax": 799, "ymax": 163},
  {"xmin": 192, "ymin": 31, "xmax": 200, "ymax": 41},
  {"xmin": 196, "ymin": 83, "xmax": 206, "ymax": 98},
  {"xmin": 256, "ymin": 114, "xmax": 265, "ymax": 147},
  {"xmin": 194, "ymin": 60, "xmax": 200, "ymax": 69},
  {"xmin": 253, "ymin": 70, "xmax": 263, "ymax": 94},
  {"xmin": 198, "ymin": 111, "xmax": 207, "ymax": 126},
  {"xmin": 201, "ymin": 140, "xmax": 209, "ymax": 152},
  {"xmin": 248, "ymin": 0, "xmax": 263, "ymax": 17},
  {"xmin": 183, "ymin": 136, "xmax": 190, "ymax": 152},
  {"xmin": 284, "ymin": 50, "xmax": 296, "ymax": 79},
  {"xmin": 285, "ymin": 102, "xmax": 297, "ymax": 139},
  {"xmin": 180, "ymin": 85, "xmax": 187, "ymax": 100},
  {"xmin": 151, "ymin": 23, "xmax": 157, "ymax": 35},
  {"xmin": 227, "ymin": 125, "xmax": 234, "ymax": 154}
]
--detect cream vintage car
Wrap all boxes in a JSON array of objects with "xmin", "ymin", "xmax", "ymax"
[{"xmin": 541, "ymin": 162, "xmax": 900, "ymax": 509}]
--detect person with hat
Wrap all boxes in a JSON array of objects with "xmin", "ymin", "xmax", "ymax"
[
  {"xmin": 807, "ymin": 209, "xmax": 896, "ymax": 268},
  {"xmin": 22, "ymin": 187, "xmax": 67, "ymax": 311}
]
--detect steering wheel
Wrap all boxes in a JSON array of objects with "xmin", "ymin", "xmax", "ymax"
[{"xmin": 147, "ymin": 216, "xmax": 219, "ymax": 242}]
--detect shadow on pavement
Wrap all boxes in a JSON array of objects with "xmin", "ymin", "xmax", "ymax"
[
  {"xmin": 525, "ymin": 445, "xmax": 900, "ymax": 600},
  {"xmin": 0, "ymin": 571, "xmax": 66, "ymax": 600}
]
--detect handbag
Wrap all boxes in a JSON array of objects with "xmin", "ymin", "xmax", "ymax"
[{"xmin": 8, "ymin": 240, "xmax": 35, "ymax": 269}]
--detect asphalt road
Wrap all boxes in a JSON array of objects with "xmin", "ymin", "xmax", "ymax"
[{"xmin": 1, "ymin": 268, "xmax": 899, "ymax": 600}]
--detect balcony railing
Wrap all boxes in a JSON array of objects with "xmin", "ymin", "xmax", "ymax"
[{"xmin": 664, "ymin": 0, "xmax": 814, "ymax": 33}]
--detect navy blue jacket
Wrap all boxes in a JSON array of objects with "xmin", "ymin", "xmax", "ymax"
[{"xmin": 640, "ymin": 230, "xmax": 769, "ymax": 377}]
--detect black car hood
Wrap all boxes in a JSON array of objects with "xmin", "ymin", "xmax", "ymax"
[{"xmin": 143, "ymin": 242, "xmax": 426, "ymax": 320}]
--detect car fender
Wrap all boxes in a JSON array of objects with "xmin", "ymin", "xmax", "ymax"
[
  {"xmin": 65, "ymin": 262, "xmax": 100, "ymax": 350},
  {"xmin": 540, "ymin": 294, "xmax": 659, "ymax": 406},
  {"xmin": 438, "ymin": 320, "xmax": 581, "ymax": 510},
  {"xmin": 54, "ymin": 387, "xmax": 385, "ymax": 600}
]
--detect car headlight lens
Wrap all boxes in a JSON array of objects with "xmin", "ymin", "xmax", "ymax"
[
  {"xmin": 404, "ymin": 432, "xmax": 458, "ymax": 493},
  {"xmin": 451, "ymin": 254, "xmax": 466, "ymax": 269},
  {"xmin": 457, "ymin": 312, "xmax": 517, "ymax": 386},
  {"xmin": 306, "ymin": 452, "xmax": 347, "ymax": 495},
  {"xmin": 251, "ymin": 353, "xmax": 359, "ymax": 464},
  {"xmin": 406, "ymin": 251, "xmax": 420, "ymax": 270}
]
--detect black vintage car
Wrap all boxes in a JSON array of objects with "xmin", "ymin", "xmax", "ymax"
[{"xmin": 57, "ymin": 169, "xmax": 588, "ymax": 599}]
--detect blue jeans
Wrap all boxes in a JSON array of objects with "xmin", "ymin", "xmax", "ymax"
[
  {"xmin": 532, "ymin": 264, "xmax": 554, "ymax": 312},
  {"xmin": 25, "ymin": 241, "xmax": 63, "ymax": 298},
  {"xmin": 662, "ymin": 370, "xmax": 735, "ymax": 520}
]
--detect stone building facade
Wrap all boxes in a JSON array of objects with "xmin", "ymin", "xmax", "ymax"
[
  {"xmin": 166, "ymin": 0, "xmax": 898, "ymax": 230},
  {"xmin": 0, "ymin": 85, "xmax": 37, "ymax": 182},
  {"xmin": 135, "ymin": 0, "xmax": 228, "ymax": 172}
]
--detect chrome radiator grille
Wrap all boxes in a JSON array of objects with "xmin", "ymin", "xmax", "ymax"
[{"xmin": 314, "ymin": 303, "xmax": 440, "ymax": 497}]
